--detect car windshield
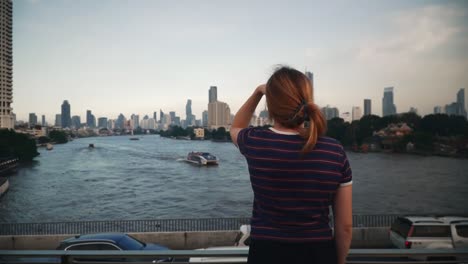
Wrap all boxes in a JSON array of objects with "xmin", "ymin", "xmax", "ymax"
[{"xmin": 118, "ymin": 235, "xmax": 145, "ymax": 250}]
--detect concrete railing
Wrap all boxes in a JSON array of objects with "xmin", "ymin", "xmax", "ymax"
[
  {"xmin": 1, "ymin": 248, "xmax": 468, "ymax": 264},
  {"xmin": 0, "ymin": 228, "xmax": 392, "ymax": 250}
]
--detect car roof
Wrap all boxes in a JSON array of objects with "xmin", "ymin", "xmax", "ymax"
[
  {"xmin": 62, "ymin": 233, "xmax": 126, "ymax": 244},
  {"xmin": 403, "ymin": 216, "xmax": 468, "ymax": 225}
]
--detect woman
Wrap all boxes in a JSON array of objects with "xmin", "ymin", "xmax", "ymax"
[{"xmin": 230, "ymin": 66, "xmax": 353, "ymax": 264}]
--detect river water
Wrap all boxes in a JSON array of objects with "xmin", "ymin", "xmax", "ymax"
[{"xmin": 1, "ymin": 135, "xmax": 467, "ymax": 223}]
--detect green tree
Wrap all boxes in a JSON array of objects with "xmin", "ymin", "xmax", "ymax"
[
  {"xmin": 0, "ymin": 129, "xmax": 39, "ymax": 161},
  {"xmin": 49, "ymin": 130, "xmax": 68, "ymax": 144}
]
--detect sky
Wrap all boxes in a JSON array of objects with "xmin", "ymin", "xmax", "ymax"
[{"xmin": 11, "ymin": 0, "xmax": 468, "ymax": 123}]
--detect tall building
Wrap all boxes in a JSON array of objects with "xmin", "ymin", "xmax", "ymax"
[
  {"xmin": 202, "ymin": 110, "xmax": 208, "ymax": 127},
  {"xmin": 153, "ymin": 111, "xmax": 158, "ymax": 122},
  {"xmin": 434, "ymin": 106, "xmax": 443, "ymax": 114},
  {"xmin": 364, "ymin": 99, "xmax": 372, "ymax": 116},
  {"xmin": 382, "ymin": 87, "xmax": 397, "ymax": 116},
  {"xmin": 352, "ymin": 106, "xmax": 362, "ymax": 121},
  {"xmin": 186, "ymin": 99, "xmax": 194, "ymax": 126},
  {"xmin": 305, "ymin": 71, "xmax": 314, "ymax": 97},
  {"xmin": 0, "ymin": 0, "xmax": 14, "ymax": 129},
  {"xmin": 320, "ymin": 105, "xmax": 339, "ymax": 120},
  {"xmin": 61, "ymin": 100, "xmax": 71, "ymax": 128},
  {"xmin": 29, "ymin": 113, "xmax": 37, "ymax": 127},
  {"xmin": 209, "ymin": 86, "xmax": 217, "ymax": 103},
  {"xmin": 130, "ymin": 114, "xmax": 139, "ymax": 129},
  {"xmin": 55, "ymin": 114, "xmax": 62, "ymax": 127},
  {"xmin": 208, "ymin": 101, "xmax": 231, "ymax": 130},
  {"xmin": 445, "ymin": 103, "xmax": 458, "ymax": 115},
  {"xmin": 159, "ymin": 110, "xmax": 164, "ymax": 122},
  {"xmin": 98, "ymin": 117, "xmax": 108, "ymax": 128},
  {"xmin": 116, "ymin": 113, "xmax": 125, "ymax": 129},
  {"xmin": 457, "ymin": 88, "xmax": 466, "ymax": 118},
  {"xmin": 41, "ymin": 115, "xmax": 46, "ymax": 126},
  {"xmin": 86, "ymin": 110, "xmax": 96, "ymax": 128},
  {"xmin": 71, "ymin": 115, "xmax": 81, "ymax": 128}
]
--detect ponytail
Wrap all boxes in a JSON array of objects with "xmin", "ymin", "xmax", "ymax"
[{"xmin": 300, "ymin": 103, "xmax": 326, "ymax": 153}]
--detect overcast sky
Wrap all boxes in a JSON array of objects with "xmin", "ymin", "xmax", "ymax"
[{"xmin": 12, "ymin": 0, "xmax": 468, "ymax": 123}]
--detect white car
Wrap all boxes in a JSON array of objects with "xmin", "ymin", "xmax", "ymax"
[
  {"xmin": 389, "ymin": 216, "xmax": 468, "ymax": 261},
  {"xmin": 189, "ymin": 225, "xmax": 250, "ymax": 263}
]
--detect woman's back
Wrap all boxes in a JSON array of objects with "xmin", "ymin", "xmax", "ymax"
[{"xmin": 237, "ymin": 127, "xmax": 352, "ymax": 242}]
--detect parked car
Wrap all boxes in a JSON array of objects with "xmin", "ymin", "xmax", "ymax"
[
  {"xmin": 389, "ymin": 216, "xmax": 468, "ymax": 260},
  {"xmin": 189, "ymin": 225, "xmax": 250, "ymax": 263},
  {"xmin": 57, "ymin": 233, "xmax": 172, "ymax": 263}
]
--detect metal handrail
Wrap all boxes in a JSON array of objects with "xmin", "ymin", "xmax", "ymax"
[{"xmin": 0, "ymin": 249, "xmax": 468, "ymax": 264}]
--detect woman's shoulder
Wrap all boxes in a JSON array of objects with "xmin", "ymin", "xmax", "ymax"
[{"xmin": 316, "ymin": 136, "xmax": 345, "ymax": 149}]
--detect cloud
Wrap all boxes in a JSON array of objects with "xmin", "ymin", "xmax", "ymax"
[{"xmin": 357, "ymin": 5, "xmax": 465, "ymax": 60}]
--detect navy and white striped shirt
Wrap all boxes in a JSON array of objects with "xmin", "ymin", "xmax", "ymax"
[{"xmin": 237, "ymin": 127, "xmax": 352, "ymax": 242}]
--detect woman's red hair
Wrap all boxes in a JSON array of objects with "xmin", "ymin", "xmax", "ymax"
[{"xmin": 265, "ymin": 66, "xmax": 327, "ymax": 152}]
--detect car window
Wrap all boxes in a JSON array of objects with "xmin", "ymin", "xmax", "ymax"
[
  {"xmin": 455, "ymin": 225, "xmax": 468, "ymax": 238},
  {"xmin": 99, "ymin": 244, "xmax": 120, "ymax": 250},
  {"xmin": 118, "ymin": 235, "xmax": 144, "ymax": 250},
  {"xmin": 67, "ymin": 244, "xmax": 100, "ymax": 250},
  {"xmin": 412, "ymin": 225, "xmax": 451, "ymax": 237},
  {"xmin": 391, "ymin": 218, "xmax": 412, "ymax": 238}
]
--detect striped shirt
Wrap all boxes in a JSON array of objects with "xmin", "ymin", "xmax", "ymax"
[{"xmin": 237, "ymin": 127, "xmax": 352, "ymax": 242}]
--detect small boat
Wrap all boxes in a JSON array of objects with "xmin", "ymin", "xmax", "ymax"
[
  {"xmin": 0, "ymin": 177, "xmax": 9, "ymax": 198},
  {"xmin": 185, "ymin": 152, "xmax": 218, "ymax": 166},
  {"xmin": 89, "ymin": 144, "xmax": 95, "ymax": 148},
  {"xmin": 129, "ymin": 138, "xmax": 139, "ymax": 141},
  {"xmin": 46, "ymin": 143, "xmax": 53, "ymax": 150}
]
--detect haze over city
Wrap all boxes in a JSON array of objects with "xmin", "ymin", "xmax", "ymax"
[{"xmin": 12, "ymin": 0, "xmax": 468, "ymax": 122}]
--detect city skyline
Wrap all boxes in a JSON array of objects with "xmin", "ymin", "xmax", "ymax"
[{"xmin": 10, "ymin": 1, "xmax": 468, "ymax": 122}]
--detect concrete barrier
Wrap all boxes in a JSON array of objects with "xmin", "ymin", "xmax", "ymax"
[{"xmin": 0, "ymin": 228, "xmax": 392, "ymax": 250}]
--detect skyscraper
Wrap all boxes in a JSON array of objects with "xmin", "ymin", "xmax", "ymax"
[
  {"xmin": 382, "ymin": 87, "xmax": 397, "ymax": 116},
  {"xmin": 208, "ymin": 101, "xmax": 231, "ymax": 130},
  {"xmin": 209, "ymin": 86, "xmax": 217, "ymax": 103},
  {"xmin": 98, "ymin": 117, "xmax": 108, "ymax": 128},
  {"xmin": 61, "ymin": 100, "xmax": 71, "ymax": 128},
  {"xmin": 41, "ymin": 115, "xmax": 46, "ymax": 126},
  {"xmin": 153, "ymin": 111, "xmax": 158, "ymax": 122},
  {"xmin": 364, "ymin": 99, "xmax": 372, "ymax": 116},
  {"xmin": 186, "ymin": 99, "xmax": 193, "ymax": 126},
  {"xmin": 0, "ymin": 0, "xmax": 14, "ymax": 129},
  {"xmin": 130, "ymin": 114, "xmax": 139, "ymax": 129},
  {"xmin": 29, "ymin": 113, "xmax": 37, "ymax": 127},
  {"xmin": 320, "ymin": 106, "xmax": 339, "ymax": 120},
  {"xmin": 434, "ymin": 106, "xmax": 443, "ymax": 114},
  {"xmin": 71, "ymin": 115, "xmax": 81, "ymax": 128},
  {"xmin": 116, "ymin": 113, "xmax": 125, "ymax": 129},
  {"xmin": 86, "ymin": 110, "xmax": 96, "ymax": 128},
  {"xmin": 457, "ymin": 88, "xmax": 466, "ymax": 118},
  {"xmin": 305, "ymin": 71, "xmax": 314, "ymax": 97},
  {"xmin": 55, "ymin": 114, "xmax": 62, "ymax": 127},
  {"xmin": 202, "ymin": 110, "xmax": 208, "ymax": 127},
  {"xmin": 352, "ymin": 106, "xmax": 362, "ymax": 121}
]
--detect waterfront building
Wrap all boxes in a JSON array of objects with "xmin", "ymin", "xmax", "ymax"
[
  {"xmin": 116, "ymin": 114, "xmax": 126, "ymax": 129},
  {"xmin": 208, "ymin": 101, "xmax": 231, "ymax": 130},
  {"xmin": 194, "ymin": 128, "xmax": 204, "ymax": 139},
  {"xmin": 107, "ymin": 119, "xmax": 115, "ymax": 130},
  {"xmin": 29, "ymin": 113, "xmax": 37, "ymax": 127},
  {"xmin": 305, "ymin": 71, "xmax": 314, "ymax": 97},
  {"xmin": 364, "ymin": 99, "xmax": 372, "ymax": 116},
  {"xmin": 61, "ymin": 100, "xmax": 71, "ymax": 128},
  {"xmin": 186, "ymin": 99, "xmax": 194, "ymax": 126},
  {"xmin": 434, "ymin": 106, "xmax": 443, "ymax": 114},
  {"xmin": 55, "ymin": 114, "xmax": 62, "ymax": 127},
  {"xmin": 86, "ymin": 110, "xmax": 96, "ymax": 128},
  {"xmin": 409, "ymin": 107, "xmax": 418, "ymax": 114},
  {"xmin": 71, "ymin": 115, "xmax": 81, "ymax": 129},
  {"xmin": 209, "ymin": 86, "xmax": 217, "ymax": 103},
  {"xmin": 445, "ymin": 102, "xmax": 458, "ymax": 116},
  {"xmin": 321, "ymin": 105, "xmax": 339, "ymax": 120},
  {"xmin": 41, "ymin": 115, "xmax": 46, "ymax": 126},
  {"xmin": 0, "ymin": 0, "xmax": 13, "ymax": 129},
  {"xmin": 98, "ymin": 117, "xmax": 108, "ymax": 128},
  {"xmin": 382, "ymin": 87, "xmax": 397, "ymax": 116},
  {"xmin": 352, "ymin": 106, "xmax": 362, "ymax": 121},
  {"xmin": 202, "ymin": 110, "xmax": 208, "ymax": 127},
  {"xmin": 130, "ymin": 114, "xmax": 139, "ymax": 129},
  {"xmin": 457, "ymin": 88, "xmax": 466, "ymax": 118}
]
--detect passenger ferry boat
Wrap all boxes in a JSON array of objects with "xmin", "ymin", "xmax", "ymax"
[
  {"xmin": 185, "ymin": 152, "xmax": 218, "ymax": 166},
  {"xmin": 0, "ymin": 177, "xmax": 9, "ymax": 198}
]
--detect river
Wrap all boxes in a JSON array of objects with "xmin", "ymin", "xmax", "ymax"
[{"xmin": 1, "ymin": 135, "xmax": 467, "ymax": 223}]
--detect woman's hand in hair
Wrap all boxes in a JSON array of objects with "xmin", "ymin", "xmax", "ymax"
[{"xmin": 255, "ymin": 84, "xmax": 266, "ymax": 95}]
